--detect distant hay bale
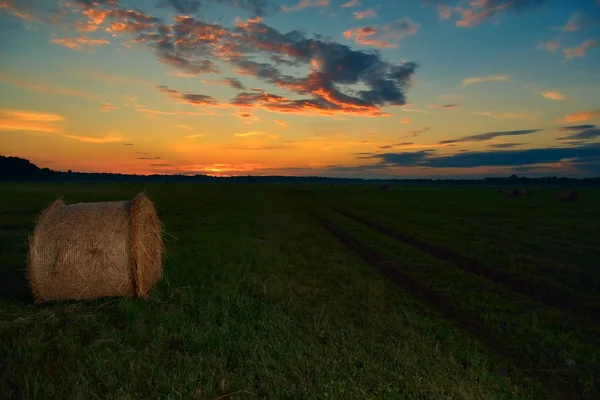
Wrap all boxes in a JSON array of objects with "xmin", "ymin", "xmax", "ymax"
[
  {"xmin": 505, "ymin": 188, "xmax": 520, "ymax": 197},
  {"xmin": 27, "ymin": 192, "xmax": 163, "ymax": 303},
  {"xmin": 559, "ymin": 190, "xmax": 579, "ymax": 202}
]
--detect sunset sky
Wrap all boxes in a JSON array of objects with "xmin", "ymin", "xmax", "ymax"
[{"xmin": 1, "ymin": 0, "xmax": 599, "ymax": 178}]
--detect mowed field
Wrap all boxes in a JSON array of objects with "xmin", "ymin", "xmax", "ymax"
[{"xmin": 1, "ymin": 183, "xmax": 599, "ymax": 399}]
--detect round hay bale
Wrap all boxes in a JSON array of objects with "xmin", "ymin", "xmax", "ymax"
[{"xmin": 27, "ymin": 192, "xmax": 163, "ymax": 303}]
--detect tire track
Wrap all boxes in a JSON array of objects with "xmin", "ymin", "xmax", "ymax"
[
  {"xmin": 302, "ymin": 205, "xmax": 578, "ymax": 399},
  {"xmin": 329, "ymin": 204, "xmax": 600, "ymax": 323}
]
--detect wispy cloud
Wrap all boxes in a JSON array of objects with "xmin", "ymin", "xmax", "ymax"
[
  {"xmin": 539, "ymin": 90, "xmax": 565, "ymax": 100},
  {"xmin": 538, "ymin": 38, "xmax": 561, "ymax": 53},
  {"xmin": 61, "ymin": 133, "xmax": 123, "ymax": 143},
  {"xmin": 564, "ymin": 39, "xmax": 599, "ymax": 59},
  {"xmin": 560, "ymin": 109, "xmax": 600, "ymax": 123},
  {"xmin": 401, "ymin": 118, "xmax": 411, "ymax": 124},
  {"xmin": 557, "ymin": 124, "xmax": 600, "ymax": 141},
  {"xmin": 437, "ymin": 129, "xmax": 541, "ymax": 145},
  {"xmin": 281, "ymin": 0, "xmax": 329, "ymax": 12},
  {"xmin": 186, "ymin": 134, "xmax": 204, "ymax": 139},
  {"xmin": 424, "ymin": 0, "xmax": 550, "ymax": 28},
  {"xmin": 341, "ymin": 0, "xmax": 359, "ymax": 7},
  {"xmin": 0, "ymin": 109, "xmax": 64, "ymax": 133},
  {"xmin": 353, "ymin": 9, "xmax": 376, "ymax": 19},
  {"xmin": 427, "ymin": 104, "xmax": 459, "ymax": 109},
  {"xmin": 0, "ymin": 107, "xmax": 123, "ymax": 143},
  {"xmin": 462, "ymin": 74, "xmax": 510, "ymax": 86},
  {"xmin": 343, "ymin": 19, "xmax": 419, "ymax": 49},
  {"xmin": 472, "ymin": 111, "xmax": 531, "ymax": 120},
  {"xmin": 100, "ymin": 102, "xmax": 117, "ymax": 112},
  {"xmin": 175, "ymin": 124, "xmax": 195, "ymax": 131},
  {"xmin": 0, "ymin": 71, "xmax": 96, "ymax": 99},
  {"xmin": 51, "ymin": 36, "xmax": 110, "ymax": 50},
  {"xmin": 274, "ymin": 119, "xmax": 288, "ymax": 128}
]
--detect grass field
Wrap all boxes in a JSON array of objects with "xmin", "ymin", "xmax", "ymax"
[{"xmin": 1, "ymin": 183, "xmax": 599, "ymax": 399}]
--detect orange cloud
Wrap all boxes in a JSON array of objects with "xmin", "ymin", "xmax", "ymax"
[
  {"xmin": 560, "ymin": 109, "xmax": 600, "ymax": 123},
  {"xmin": 563, "ymin": 39, "xmax": 599, "ymax": 59},
  {"xmin": 462, "ymin": 74, "xmax": 509, "ymax": 86},
  {"xmin": 401, "ymin": 118, "xmax": 410, "ymax": 124},
  {"xmin": 539, "ymin": 91, "xmax": 565, "ymax": 100},
  {"xmin": 281, "ymin": 0, "xmax": 329, "ymax": 12},
  {"xmin": 51, "ymin": 36, "xmax": 110, "ymax": 50},
  {"xmin": 343, "ymin": 19, "xmax": 418, "ymax": 49},
  {"xmin": 274, "ymin": 119, "xmax": 288, "ymax": 128},
  {"xmin": 175, "ymin": 124, "xmax": 195, "ymax": 131},
  {"xmin": 353, "ymin": 9, "xmax": 376, "ymax": 19},
  {"xmin": 341, "ymin": 0, "xmax": 359, "ymax": 7},
  {"xmin": 100, "ymin": 102, "xmax": 117, "ymax": 112},
  {"xmin": 60, "ymin": 133, "xmax": 123, "ymax": 143}
]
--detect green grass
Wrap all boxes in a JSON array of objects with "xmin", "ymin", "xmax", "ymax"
[{"xmin": 1, "ymin": 183, "xmax": 598, "ymax": 399}]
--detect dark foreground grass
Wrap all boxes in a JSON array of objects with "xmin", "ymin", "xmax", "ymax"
[{"xmin": 0, "ymin": 183, "xmax": 598, "ymax": 399}]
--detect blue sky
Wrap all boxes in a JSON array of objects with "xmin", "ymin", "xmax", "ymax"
[{"xmin": 1, "ymin": 0, "xmax": 599, "ymax": 178}]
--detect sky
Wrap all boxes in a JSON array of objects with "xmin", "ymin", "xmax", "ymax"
[{"xmin": 1, "ymin": 0, "xmax": 599, "ymax": 178}]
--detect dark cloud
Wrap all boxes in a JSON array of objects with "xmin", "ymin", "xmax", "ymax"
[
  {"xmin": 558, "ymin": 124, "xmax": 600, "ymax": 141},
  {"xmin": 486, "ymin": 142, "xmax": 525, "ymax": 149},
  {"xmin": 138, "ymin": 156, "xmax": 163, "ymax": 160},
  {"xmin": 403, "ymin": 126, "xmax": 431, "ymax": 137},
  {"xmin": 150, "ymin": 163, "xmax": 172, "ymax": 166},
  {"xmin": 158, "ymin": 85, "xmax": 218, "ymax": 105},
  {"xmin": 156, "ymin": 0, "xmax": 276, "ymax": 16},
  {"xmin": 122, "ymin": 143, "xmax": 134, "ymax": 146},
  {"xmin": 372, "ymin": 143, "xmax": 600, "ymax": 168},
  {"xmin": 438, "ymin": 129, "xmax": 540, "ymax": 145},
  {"xmin": 224, "ymin": 77, "xmax": 245, "ymax": 90},
  {"xmin": 53, "ymin": 0, "xmax": 418, "ymax": 117}
]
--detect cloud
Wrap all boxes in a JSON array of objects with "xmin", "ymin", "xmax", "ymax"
[
  {"xmin": 0, "ymin": 71, "xmax": 97, "ymax": 99},
  {"xmin": 29, "ymin": 0, "xmax": 419, "ymax": 119},
  {"xmin": 138, "ymin": 156, "xmax": 162, "ymax": 160},
  {"xmin": 437, "ymin": 129, "xmax": 540, "ymax": 145},
  {"xmin": 538, "ymin": 38, "xmax": 561, "ymax": 52},
  {"xmin": 560, "ymin": 109, "xmax": 600, "ymax": 123},
  {"xmin": 61, "ymin": 133, "xmax": 123, "ymax": 143},
  {"xmin": 201, "ymin": 77, "xmax": 246, "ymax": 90},
  {"xmin": 341, "ymin": 0, "xmax": 359, "ymax": 7},
  {"xmin": 403, "ymin": 126, "xmax": 431, "ymax": 137},
  {"xmin": 0, "ymin": 107, "xmax": 124, "ymax": 143},
  {"xmin": 372, "ymin": 142, "xmax": 600, "ymax": 168},
  {"xmin": 427, "ymin": 104, "xmax": 459, "ymax": 109},
  {"xmin": 274, "ymin": 119, "xmax": 288, "ymax": 128},
  {"xmin": 560, "ymin": 11, "xmax": 600, "ymax": 32},
  {"xmin": 353, "ymin": 9, "xmax": 376, "ymax": 19},
  {"xmin": 281, "ymin": 0, "xmax": 329, "ymax": 13},
  {"xmin": 472, "ymin": 111, "xmax": 531, "ymax": 120},
  {"xmin": 487, "ymin": 142, "xmax": 525, "ymax": 149},
  {"xmin": 401, "ymin": 118, "xmax": 410, "ymax": 124},
  {"xmin": 157, "ymin": 0, "xmax": 276, "ymax": 17},
  {"xmin": 343, "ymin": 19, "xmax": 419, "ymax": 49},
  {"xmin": 100, "ymin": 102, "xmax": 117, "ymax": 111},
  {"xmin": 50, "ymin": 36, "xmax": 111, "ymax": 50},
  {"xmin": 175, "ymin": 124, "xmax": 195, "ymax": 130},
  {"xmin": 402, "ymin": 108, "xmax": 430, "ymax": 114},
  {"xmin": 186, "ymin": 134, "xmax": 204, "ymax": 138},
  {"xmin": 234, "ymin": 131, "xmax": 278, "ymax": 140},
  {"xmin": 539, "ymin": 90, "xmax": 565, "ymax": 100},
  {"xmin": 461, "ymin": 74, "xmax": 509, "ymax": 86},
  {"xmin": 557, "ymin": 124, "xmax": 600, "ymax": 141},
  {"xmin": 0, "ymin": 108, "xmax": 64, "ymax": 133},
  {"xmin": 123, "ymin": 143, "xmax": 134, "ymax": 146},
  {"xmin": 564, "ymin": 39, "xmax": 599, "ymax": 59},
  {"xmin": 423, "ymin": 0, "xmax": 550, "ymax": 28}
]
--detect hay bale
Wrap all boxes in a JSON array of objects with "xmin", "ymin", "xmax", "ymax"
[
  {"xmin": 27, "ymin": 192, "xmax": 163, "ymax": 303},
  {"xmin": 505, "ymin": 188, "xmax": 520, "ymax": 197},
  {"xmin": 559, "ymin": 190, "xmax": 579, "ymax": 201}
]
